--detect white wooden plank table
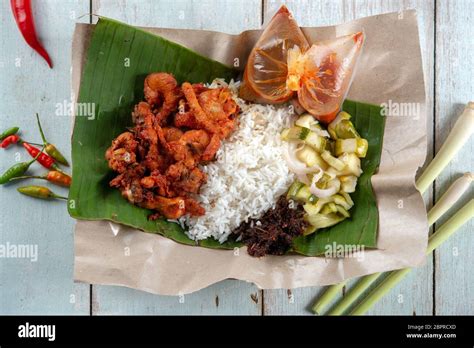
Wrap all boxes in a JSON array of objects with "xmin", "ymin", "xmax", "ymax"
[{"xmin": 0, "ymin": 0, "xmax": 472, "ymax": 315}]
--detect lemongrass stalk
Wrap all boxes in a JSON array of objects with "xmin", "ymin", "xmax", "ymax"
[
  {"xmin": 427, "ymin": 173, "xmax": 473, "ymax": 225},
  {"xmin": 326, "ymin": 272, "xmax": 381, "ymax": 315},
  {"xmin": 311, "ymin": 282, "xmax": 345, "ymax": 314},
  {"xmin": 416, "ymin": 102, "xmax": 474, "ymax": 193},
  {"xmin": 312, "ymin": 103, "xmax": 473, "ymax": 315},
  {"xmin": 350, "ymin": 199, "xmax": 474, "ymax": 315},
  {"xmin": 312, "ymin": 104, "xmax": 473, "ymax": 315},
  {"xmin": 326, "ymin": 173, "xmax": 473, "ymax": 315}
]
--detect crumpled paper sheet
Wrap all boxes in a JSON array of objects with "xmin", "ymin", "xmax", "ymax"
[{"xmin": 72, "ymin": 10, "xmax": 428, "ymax": 295}]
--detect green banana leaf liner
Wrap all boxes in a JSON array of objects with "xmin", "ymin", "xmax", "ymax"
[{"xmin": 69, "ymin": 18, "xmax": 386, "ymax": 256}]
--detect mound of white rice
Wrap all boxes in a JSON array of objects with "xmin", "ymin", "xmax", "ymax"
[{"xmin": 178, "ymin": 80, "xmax": 295, "ymax": 243}]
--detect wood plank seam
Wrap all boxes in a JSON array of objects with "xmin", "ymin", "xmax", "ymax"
[{"xmin": 432, "ymin": 0, "xmax": 437, "ymax": 317}]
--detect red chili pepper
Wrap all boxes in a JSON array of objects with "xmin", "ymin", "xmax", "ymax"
[
  {"xmin": 22, "ymin": 141, "xmax": 59, "ymax": 170},
  {"xmin": 10, "ymin": 0, "xmax": 53, "ymax": 68},
  {"xmin": 1, "ymin": 134, "xmax": 20, "ymax": 148}
]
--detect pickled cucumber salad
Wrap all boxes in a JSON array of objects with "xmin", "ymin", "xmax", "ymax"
[{"xmin": 282, "ymin": 111, "xmax": 368, "ymax": 235}]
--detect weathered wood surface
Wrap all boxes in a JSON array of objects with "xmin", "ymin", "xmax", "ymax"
[
  {"xmin": 0, "ymin": 0, "xmax": 90, "ymax": 314},
  {"xmin": 0, "ymin": 0, "xmax": 471, "ymax": 315},
  {"xmin": 433, "ymin": 0, "xmax": 474, "ymax": 315}
]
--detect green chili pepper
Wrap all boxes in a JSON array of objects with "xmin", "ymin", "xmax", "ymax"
[
  {"xmin": 17, "ymin": 185, "xmax": 67, "ymax": 200},
  {"xmin": 36, "ymin": 114, "xmax": 69, "ymax": 166},
  {"xmin": 0, "ymin": 150, "xmax": 41, "ymax": 185},
  {"xmin": 0, "ymin": 127, "xmax": 19, "ymax": 141}
]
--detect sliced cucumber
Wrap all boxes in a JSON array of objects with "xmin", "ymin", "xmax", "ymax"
[
  {"xmin": 336, "ymin": 120, "xmax": 360, "ymax": 139},
  {"xmin": 305, "ymin": 213, "xmax": 346, "ymax": 229},
  {"xmin": 335, "ymin": 138, "xmax": 369, "ymax": 158},
  {"xmin": 333, "ymin": 194, "xmax": 352, "ymax": 210},
  {"xmin": 335, "ymin": 138, "xmax": 357, "ymax": 156},
  {"xmin": 328, "ymin": 111, "xmax": 351, "ymax": 139},
  {"xmin": 303, "ymin": 202, "xmax": 323, "ymax": 215},
  {"xmin": 305, "ymin": 132, "xmax": 326, "ymax": 152},
  {"xmin": 288, "ymin": 183, "xmax": 317, "ymax": 203},
  {"xmin": 336, "ymin": 205, "xmax": 351, "ymax": 218},
  {"xmin": 295, "ymin": 114, "xmax": 318, "ymax": 128},
  {"xmin": 338, "ymin": 153, "xmax": 362, "ymax": 177},
  {"xmin": 286, "ymin": 181, "xmax": 304, "ymax": 200},
  {"xmin": 341, "ymin": 192, "xmax": 354, "ymax": 207},
  {"xmin": 312, "ymin": 151, "xmax": 329, "ymax": 171},
  {"xmin": 296, "ymin": 185, "xmax": 311, "ymax": 201},
  {"xmin": 340, "ymin": 175, "xmax": 358, "ymax": 192},
  {"xmin": 296, "ymin": 145, "xmax": 319, "ymax": 167},
  {"xmin": 281, "ymin": 126, "xmax": 309, "ymax": 141},
  {"xmin": 321, "ymin": 150, "xmax": 346, "ymax": 171},
  {"xmin": 356, "ymin": 138, "xmax": 368, "ymax": 158}
]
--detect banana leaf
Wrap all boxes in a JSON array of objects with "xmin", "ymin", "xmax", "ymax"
[
  {"xmin": 69, "ymin": 17, "xmax": 238, "ymax": 247},
  {"xmin": 69, "ymin": 18, "xmax": 386, "ymax": 256}
]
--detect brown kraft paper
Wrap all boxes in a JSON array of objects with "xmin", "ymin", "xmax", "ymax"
[{"xmin": 72, "ymin": 10, "xmax": 428, "ymax": 295}]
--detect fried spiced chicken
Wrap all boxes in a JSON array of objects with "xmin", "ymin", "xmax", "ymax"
[{"xmin": 106, "ymin": 73, "xmax": 239, "ymax": 219}]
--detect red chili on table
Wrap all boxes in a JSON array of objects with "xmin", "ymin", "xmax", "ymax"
[
  {"xmin": 10, "ymin": 0, "xmax": 53, "ymax": 68},
  {"xmin": 21, "ymin": 141, "xmax": 60, "ymax": 170},
  {"xmin": 0, "ymin": 134, "xmax": 20, "ymax": 148}
]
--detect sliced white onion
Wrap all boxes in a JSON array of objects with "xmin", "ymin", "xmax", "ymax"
[
  {"xmin": 297, "ymin": 174, "xmax": 310, "ymax": 185},
  {"xmin": 299, "ymin": 167, "xmax": 324, "ymax": 187},
  {"xmin": 310, "ymin": 177, "xmax": 341, "ymax": 198},
  {"xmin": 310, "ymin": 126, "xmax": 330, "ymax": 138},
  {"xmin": 283, "ymin": 141, "xmax": 321, "ymax": 175}
]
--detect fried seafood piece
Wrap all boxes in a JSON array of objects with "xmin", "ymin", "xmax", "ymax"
[
  {"xmin": 198, "ymin": 88, "xmax": 237, "ymax": 122},
  {"xmin": 142, "ymin": 195, "xmax": 205, "ymax": 219},
  {"xmin": 181, "ymin": 82, "xmax": 238, "ymax": 140},
  {"xmin": 132, "ymin": 102, "xmax": 170, "ymax": 171},
  {"xmin": 184, "ymin": 197, "xmax": 205, "ymax": 216},
  {"xmin": 105, "ymin": 132, "xmax": 138, "ymax": 173},
  {"xmin": 140, "ymin": 194, "xmax": 186, "ymax": 220},
  {"xmin": 162, "ymin": 127, "xmax": 184, "ymax": 142},
  {"xmin": 140, "ymin": 170, "xmax": 174, "ymax": 197},
  {"xmin": 144, "ymin": 72, "xmax": 181, "ymax": 124},
  {"xmin": 167, "ymin": 129, "xmax": 211, "ymax": 167},
  {"xmin": 109, "ymin": 164, "xmax": 146, "ymax": 204},
  {"xmin": 182, "ymin": 82, "xmax": 219, "ymax": 134},
  {"xmin": 201, "ymin": 133, "xmax": 221, "ymax": 161},
  {"xmin": 165, "ymin": 162, "xmax": 207, "ymax": 195},
  {"xmin": 108, "ymin": 75, "xmax": 241, "ymax": 221},
  {"xmin": 174, "ymin": 111, "xmax": 198, "ymax": 128},
  {"xmin": 132, "ymin": 101, "xmax": 152, "ymax": 126},
  {"xmin": 191, "ymin": 83, "xmax": 208, "ymax": 95},
  {"xmin": 135, "ymin": 103, "xmax": 160, "ymax": 171}
]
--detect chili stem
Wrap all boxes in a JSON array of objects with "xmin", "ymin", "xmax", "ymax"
[{"xmin": 36, "ymin": 113, "xmax": 48, "ymax": 144}]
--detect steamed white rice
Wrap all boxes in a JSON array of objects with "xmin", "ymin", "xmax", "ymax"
[{"xmin": 178, "ymin": 80, "xmax": 295, "ymax": 243}]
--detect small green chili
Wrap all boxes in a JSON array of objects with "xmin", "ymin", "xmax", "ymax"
[
  {"xmin": 17, "ymin": 185, "xmax": 67, "ymax": 200},
  {"xmin": 0, "ymin": 150, "xmax": 41, "ymax": 185},
  {"xmin": 0, "ymin": 126, "xmax": 19, "ymax": 141}
]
